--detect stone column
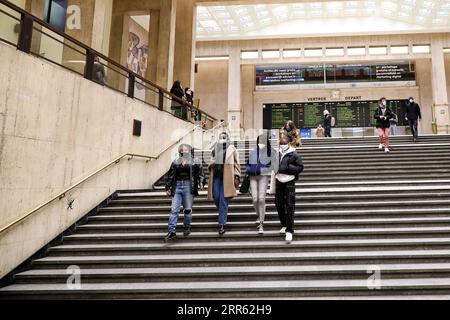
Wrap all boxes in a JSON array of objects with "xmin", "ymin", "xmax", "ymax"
[
  {"xmin": 173, "ymin": 0, "xmax": 196, "ymax": 90},
  {"xmin": 157, "ymin": 0, "xmax": 177, "ymax": 97},
  {"xmin": 227, "ymin": 48, "xmax": 242, "ymax": 138},
  {"xmin": 431, "ymin": 38, "xmax": 450, "ymax": 134}
]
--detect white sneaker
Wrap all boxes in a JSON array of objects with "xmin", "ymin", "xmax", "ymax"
[
  {"xmin": 378, "ymin": 144, "xmax": 384, "ymax": 149},
  {"xmin": 385, "ymin": 148, "xmax": 390, "ymax": 153},
  {"xmin": 258, "ymin": 225, "xmax": 264, "ymax": 235},
  {"xmin": 279, "ymin": 227, "xmax": 286, "ymax": 234},
  {"xmin": 285, "ymin": 232, "xmax": 293, "ymax": 243}
]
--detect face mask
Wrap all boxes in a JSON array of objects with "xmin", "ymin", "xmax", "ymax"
[
  {"xmin": 218, "ymin": 139, "xmax": 227, "ymax": 144},
  {"xmin": 409, "ymin": 99, "xmax": 414, "ymax": 103},
  {"xmin": 382, "ymin": 101, "xmax": 387, "ymax": 107},
  {"xmin": 179, "ymin": 152, "xmax": 189, "ymax": 157},
  {"xmin": 285, "ymin": 127, "xmax": 292, "ymax": 132},
  {"xmin": 280, "ymin": 144, "xmax": 289, "ymax": 152},
  {"xmin": 258, "ymin": 144, "xmax": 266, "ymax": 150}
]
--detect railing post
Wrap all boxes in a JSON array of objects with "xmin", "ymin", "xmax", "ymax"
[
  {"xmin": 128, "ymin": 73, "xmax": 135, "ymax": 98},
  {"xmin": 17, "ymin": 13, "xmax": 33, "ymax": 53},
  {"xmin": 158, "ymin": 89, "xmax": 164, "ymax": 111},
  {"xmin": 84, "ymin": 50, "xmax": 95, "ymax": 81}
]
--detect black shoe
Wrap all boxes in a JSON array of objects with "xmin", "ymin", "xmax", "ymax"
[
  {"xmin": 184, "ymin": 227, "xmax": 191, "ymax": 237},
  {"xmin": 164, "ymin": 232, "xmax": 177, "ymax": 242},
  {"xmin": 219, "ymin": 225, "xmax": 226, "ymax": 236},
  {"xmin": 413, "ymin": 138, "xmax": 418, "ymax": 143}
]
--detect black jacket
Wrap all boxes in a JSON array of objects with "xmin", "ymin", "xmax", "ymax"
[
  {"xmin": 374, "ymin": 106, "xmax": 394, "ymax": 129},
  {"xmin": 324, "ymin": 115, "xmax": 332, "ymax": 127},
  {"xmin": 276, "ymin": 148, "xmax": 304, "ymax": 181},
  {"xmin": 405, "ymin": 102, "xmax": 422, "ymax": 121},
  {"xmin": 165, "ymin": 157, "xmax": 205, "ymax": 197}
]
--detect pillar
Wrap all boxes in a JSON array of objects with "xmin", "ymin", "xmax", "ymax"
[
  {"xmin": 431, "ymin": 38, "xmax": 450, "ymax": 134},
  {"xmin": 228, "ymin": 48, "xmax": 242, "ymax": 137},
  {"xmin": 157, "ymin": 0, "xmax": 177, "ymax": 99},
  {"xmin": 173, "ymin": 0, "xmax": 196, "ymax": 90}
]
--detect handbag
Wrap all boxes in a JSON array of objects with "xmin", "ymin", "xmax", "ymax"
[
  {"xmin": 234, "ymin": 175, "xmax": 241, "ymax": 189},
  {"xmin": 239, "ymin": 175, "xmax": 250, "ymax": 194}
]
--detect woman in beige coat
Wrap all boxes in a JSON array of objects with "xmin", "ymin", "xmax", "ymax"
[{"xmin": 208, "ymin": 132, "xmax": 241, "ymax": 236}]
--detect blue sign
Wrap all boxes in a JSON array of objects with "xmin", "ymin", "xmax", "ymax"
[{"xmin": 300, "ymin": 129, "xmax": 311, "ymax": 138}]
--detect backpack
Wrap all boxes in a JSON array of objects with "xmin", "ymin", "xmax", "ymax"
[{"xmin": 331, "ymin": 116, "xmax": 336, "ymax": 127}]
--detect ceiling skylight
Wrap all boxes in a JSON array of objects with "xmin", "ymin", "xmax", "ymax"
[{"xmin": 196, "ymin": 0, "xmax": 450, "ymax": 40}]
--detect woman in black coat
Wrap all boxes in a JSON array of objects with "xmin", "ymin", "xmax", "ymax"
[
  {"xmin": 374, "ymin": 97, "xmax": 394, "ymax": 153},
  {"xmin": 170, "ymin": 80, "xmax": 187, "ymax": 120}
]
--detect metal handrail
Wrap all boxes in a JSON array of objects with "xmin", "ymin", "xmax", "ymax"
[
  {"xmin": 0, "ymin": 0, "xmax": 218, "ymax": 123},
  {"xmin": 0, "ymin": 153, "xmax": 155, "ymax": 235},
  {"xmin": 0, "ymin": 121, "xmax": 226, "ymax": 235}
]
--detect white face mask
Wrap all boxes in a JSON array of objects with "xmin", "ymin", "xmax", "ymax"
[
  {"xmin": 409, "ymin": 99, "xmax": 414, "ymax": 103},
  {"xmin": 280, "ymin": 144, "xmax": 289, "ymax": 152},
  {"xmin": 382, "ymin": 101, "xmax": 387, "ymax": 107},
  {"xmin": 218, "ymin": 139, "xmax": 227, "ymax": 144},
  {"xmin": 258, "ymin": 144, "xmax": 266, "ymax": 150}
]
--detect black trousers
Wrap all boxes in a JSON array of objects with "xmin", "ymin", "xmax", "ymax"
[
  {"xmin": 409, "ymin": 119, "xmax": 419, "ymax": 139},
  {"xmin": 325, "ymin": 125, "xmax": 332, "ymax": 137},
  {"xmin": 275, "ymin": 180, "xmax": 296, "ymax": 234}
]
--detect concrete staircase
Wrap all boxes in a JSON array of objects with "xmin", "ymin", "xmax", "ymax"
[{"xmin": 2, "ymin": 135, "xmax": 450, "ymax": 299}]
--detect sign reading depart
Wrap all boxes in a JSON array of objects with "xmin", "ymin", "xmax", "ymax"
[
  {"xmin": 256, "ymin": 62, "xmax": 415, "ymax": 87},
  {"xmin": 264, "ymin": 100, "xmax": 409, "ymax": 129}
]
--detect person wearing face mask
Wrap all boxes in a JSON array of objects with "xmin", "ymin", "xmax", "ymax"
[
  {"xmin": 208, "ymin": 132, "xmax": 241, "ymax": 236},
  {"xmin": 405, "ymin": 97, "xmax": 422, "ymax": 142},
  {"xmin": 164, "ymin": 144, "xmax": 205, "ymax": 242},
  {"xmin": 270, "ymin": 134, "xmax": 304, "ymax": 244},
  {"xmin": 374, "ymin": 97, "xmax": 394, "ymax": 153},
  {"xmin": 323, "ymin": 110, "xmax": 332, "ymax": 138},
  {"xmin": 246, "ymin": 132, "xmax": 278, "ymax": 234},
  {"xmin": 280, "ymin": 120, "xmax": 302, "ymax": 148}
]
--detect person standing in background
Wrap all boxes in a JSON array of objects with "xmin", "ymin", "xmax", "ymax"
[
  {"xmin": 323, "ymin": 110, "xmax": 332, "ymax": 138},
  {"xmin": 185, "ymin": 88, "xmax": 194, "ymax": 104},
  {"xmin": 316, "ymin": 124, "xmax": 325, "ymax": 138},
  {"xmin": 390, "ymin": 112, "xmax": 398, "ymax": 136},
  {"xmin": 405, "ymin": 97, "xmax": 422, "ymax": 142},
  {"xmin": 170, "ymin": 80, "xmax": 187, "ymax": 120}
]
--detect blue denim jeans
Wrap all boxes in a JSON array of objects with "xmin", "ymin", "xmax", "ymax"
[
  {"xmin": 213, "ymin": 177, "xmax": 230, "ymax": 226},
  {"xmin": 168, "ymin": 180, "xmax": 193, "ymax": 233}
]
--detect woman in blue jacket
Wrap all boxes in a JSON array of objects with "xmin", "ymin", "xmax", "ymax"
[{"xmin": 246, "ymin": 133, "xmax": 278, "ymax": 234}]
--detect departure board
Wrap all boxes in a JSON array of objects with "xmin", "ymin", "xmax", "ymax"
[
  {"xmin": 271, "ymin": 105, "xmax": 294, "ymax": 128},
  {"xmin": 266, "ymin": 100, "xmax": 409, "ymax": 129}
]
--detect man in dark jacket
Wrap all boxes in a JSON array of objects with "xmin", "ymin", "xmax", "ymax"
[
  {"xmin": 274, "ymin": 134, "xmax": 304, "ymax": 244},
  {"xmin": 405, "ymin": 97, "xmax": 422, "ymax": 142},
  {"xmin": 323, "ymin": 110, "xmax": 332, "ymax": 138}
]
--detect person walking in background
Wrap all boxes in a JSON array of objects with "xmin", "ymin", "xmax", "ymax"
[
  {"xmin": 390, "ymin": 112, "xmax": 398, "ymax": 136},
  {"xmin": 323, "ymin": 110, "xmax": 332, "ymax": 138},
  {"xmin": 316, "ymin": 124, "xmax": 325, "ymax": 138},
  {"xmin": 280, "ymin": 120, "xmax": 301, "ymax": 148},
  {"xmin": 170, "ymin": 80, "xmax": 187, "ymax": 120},
  {"xmin": 164, "ymin": 144, "xmax": 205, "ymax": 242},
  {"xmin": 271, "ymin": 134, "xmax": 304, "ymax": 244},
  {"xmin": 208, "ymin": 132, "xmax": 241, "ymax": 236},
  {"xmin": 246, "ymin": 132, "xmax": 278, "ymax": 235},
  {"xmin": 374, "ymin": 97, "xmax": 394, "ymax": 154},
  {"xmin": 405, "ymin": 97, "xmax": 422, "ymax": 142}
]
